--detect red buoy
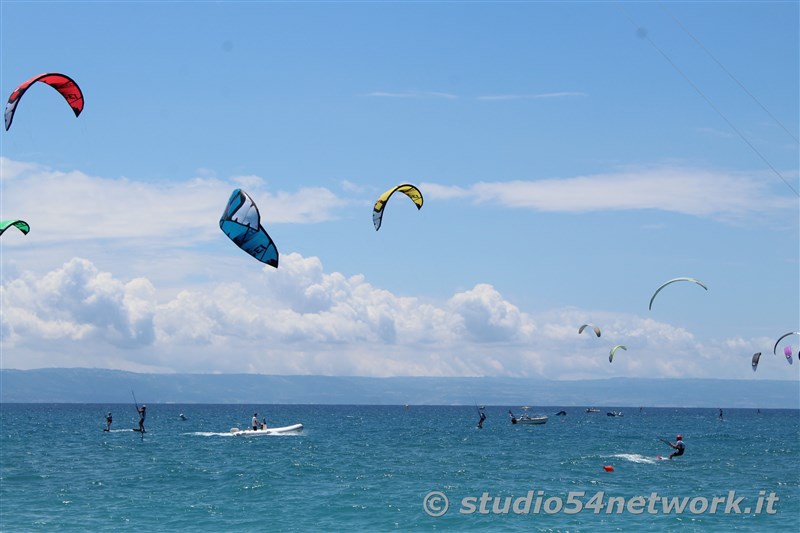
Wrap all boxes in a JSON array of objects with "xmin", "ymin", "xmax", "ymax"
[{"xmin": 603, "ymin": 465, "xmax": 614, "ymax": 472}]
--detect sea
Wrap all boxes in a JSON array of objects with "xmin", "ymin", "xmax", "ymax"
[{"xmin": 0, "ymin": 404, "xmax": 798, "ymax": 532}]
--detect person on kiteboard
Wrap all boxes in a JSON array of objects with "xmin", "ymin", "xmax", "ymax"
[
  {"xmin": 668, "ymin": 435, "xmax": 685, "ymax": 460},
  {"xmin": 137, "ymin": 405, "xmax": 147, "ymax": 433},
  {"xmin": 105, "ymin": 412, "xmax": 113, "ymax": 432}
]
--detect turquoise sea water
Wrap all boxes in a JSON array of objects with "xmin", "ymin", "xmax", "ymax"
[{"xmin": 1, "ymin": 404, "xmax": 798, "ymax": 532}]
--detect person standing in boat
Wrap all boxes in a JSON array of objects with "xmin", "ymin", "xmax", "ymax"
[
  {"xmin": 252, "ymin": 413, "xmax": 259, "ymax": 431},
  {"xmin": 137, "ymin": 405, "xmax": 147, "ymax": 433},
  {"xmin": 105, "ymin": 411, "xmax": 113, "ymax": 432}
]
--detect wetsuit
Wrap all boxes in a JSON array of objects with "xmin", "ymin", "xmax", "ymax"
[{"xmin": 670, "ymin": 440, "xmax": 685, "ymax": 459}]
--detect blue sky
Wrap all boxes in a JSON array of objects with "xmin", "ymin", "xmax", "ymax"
[{"xmin": 1, "ymin": 1, "xmax": 798, "ymax": 382}]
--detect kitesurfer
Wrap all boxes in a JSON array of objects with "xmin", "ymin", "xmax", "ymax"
[
  {"xmin": 718, "ymin": 408, "xmax": 723, "ymax": 421},
  {"xmin": 137, "ymin": 405, "xmax": 147, "ymax": 433},
  {"xmin": 667, "ymin": 435, "xmax": 685, "ymax": 460},
  {"xmin": 105, "ymin": 412, "xmax": 113, "ymax": 432},
  {"xmin": 478, "ymin": 410, "xmax": 486, "ymax": 429},
  {"xmin": 252, "ymin": 413, "xmax": 259, "ymax": 431}
]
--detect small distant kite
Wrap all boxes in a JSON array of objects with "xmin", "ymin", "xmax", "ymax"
[
  {"xmin": 609, "ymin": 344, "xmax": 627, "ymax": 363},
  {"xmin": 5, "ymin": 72, "xmax": 84, "ymax": 131},
  {"xmin": 649, "ymin": 277, "xmax": 708, "ymax": 310},
  {"xmin": 751, "ymin": 352, "xmax": 761, "ymax": 372},
  {"xmin": 579, "ymin": 324, "xmax": 601, "ymax": 337},
  {"xmin": 219, "ymin": 189, "xmax": 279, "ymax": 267},
  {"xmin": 773, "ymin": 332, "xmax": 799, "ymax": 365},
  {"xmin": 373, "ymin": 183, "xmax": 423, "ymax": 231},
  {"xmin": 0, "ymin": 219, "xmax": 30, "ymax": 237}
]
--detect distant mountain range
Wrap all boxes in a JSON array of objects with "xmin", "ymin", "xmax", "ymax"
[{"xmin": 1, "ymin": 368, "xmax": 798, "ymax": 408}]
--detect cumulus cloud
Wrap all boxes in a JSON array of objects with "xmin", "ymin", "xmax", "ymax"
[
  {"xmin": 1, "ymin": 158, "xmax": 794, "ymax": 379},
  {"xmin": 1, "ymin": 254, "xmax": 785, "ymax": 380},
  {"xmin": 448, "ymin": 283, "xmax": 530, "ymax": 342},
  {"xmin": 1, "ymin": 258, "xmax": 156, "ymax": 348}
]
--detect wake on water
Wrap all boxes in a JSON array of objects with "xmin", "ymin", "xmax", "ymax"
[
  {"xmin": 185, "ymin": 431, "xmax": 301, "ymax": 437},
  {"xmin": 612, "ymin": 453, "xmax": 658, "ymax": 464}
]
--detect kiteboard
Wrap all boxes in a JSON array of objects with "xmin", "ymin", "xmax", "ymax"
[
  {"xmin": 230, "ymin": 423, "xmax": 303, "ymax": 437},
  {"xmin": 655, "ymin": 456, "xmax": 671, "ymax": 461}
]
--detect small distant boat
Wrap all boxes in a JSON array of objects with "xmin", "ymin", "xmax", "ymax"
[
  {"xmin": 555, "ymin": 410, "xmax": 567, "ymax": 416},
  {"xmin": 179, "ymin": 413, "xmax": 188, "ymax": 421},
  {"xmin": 229, "ymin": 423, "xmax": 304, "ymax": 436},
  {"xmin": 606, "ymin": 411, "xmax": 623, "ymax": 417},
  {"xmin": 586, "ymin": 408, "xmax": 601, "ymax": 413},
  {"xmin": 509, "ymin": 407, "xmax": 548, "ymax": 425}
]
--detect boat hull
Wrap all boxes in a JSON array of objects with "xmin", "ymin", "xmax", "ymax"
[
  {"xmin": 230, "ymin": 423, "xmax": 304, "ymax": 436},
  {"xmin": 512, "ymin": 416, "xmax": 548, "ymax": 425}
]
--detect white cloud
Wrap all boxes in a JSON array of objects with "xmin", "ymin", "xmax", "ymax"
[
  {"xmin": 340, "ymin": 180, "xmax": 366, "ymax": 193},
  {"xmin": 1, "ymin": 258, "xmax": 156, "ymax": 348},
  {"xmin": 363, "ymin": 91, "xmax": 586, "ymax": 101},
  {"xmin": 422, "ymin": 165, "xmax": 796, "ymax": 219},
  {"xmin": 476, "ymin": 92, "xmax": 587, "ymax": 101},
  {"xmin": 2, "ymin": 254, "xmax": 791, "ymax": 380},
  {"xmin": 695, "ymin": 127, "xmax": 735, "ymax": 139},
  {"xmin": 364, "ymin": 90, "xmax": 458, "ymax": 99},
  {"xmin": 1, "ymin": 158, "xmax": 795, "ymax": 380},
  {"xmin": 5, "ymin": 158, "xmax": 791, "ymax": 247},
  {"xmin": 448, "ymin": 283, "xmax": 531, "ymax": 342},
  {"xmin": 0, "ymin": 157, "xmax": 346, "ymax": 244}
]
